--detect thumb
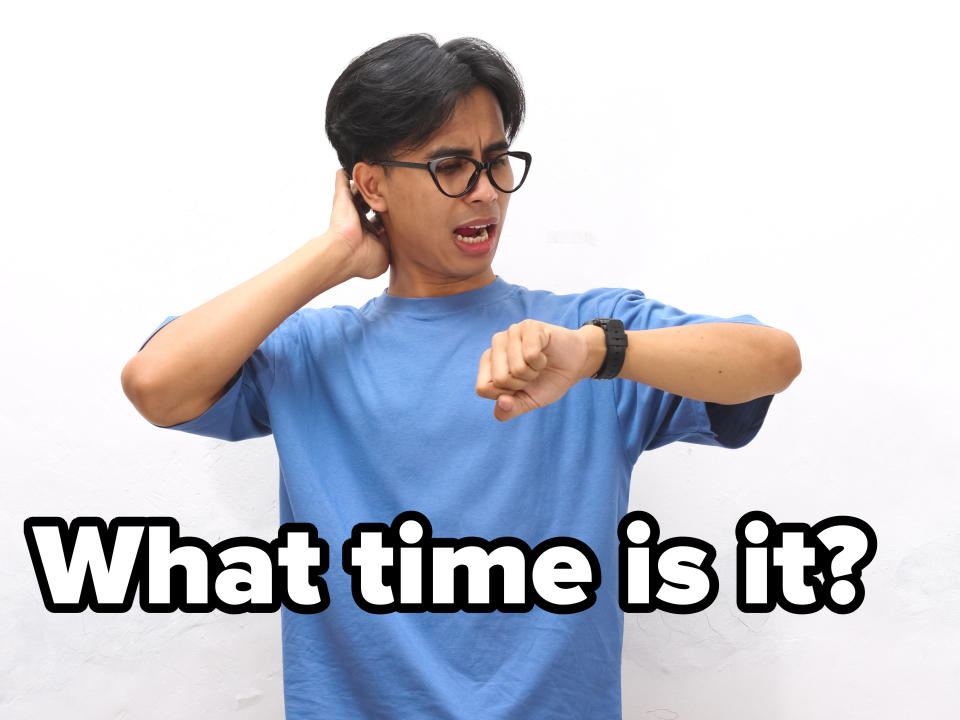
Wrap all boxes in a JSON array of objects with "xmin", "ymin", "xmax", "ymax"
[{"xmin": 494, "ymin": 391, "xmax": 538, "ymax": 422}]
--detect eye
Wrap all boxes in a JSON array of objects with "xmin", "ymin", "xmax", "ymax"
[
  {"xmin": 435, "ymin": 158, "xmax": 469, "ymax": 174},
  {"xmin": 491, "ymin": 155, "xmax": 509, "ymax": 168}
]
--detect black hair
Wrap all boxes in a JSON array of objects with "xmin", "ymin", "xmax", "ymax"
[{"xmin": 325, "ymin": 34, "xmax": 525, "ymax": 178}]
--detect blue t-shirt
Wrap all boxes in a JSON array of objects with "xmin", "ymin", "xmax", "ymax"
[{"xmin": 138, "ymin": 276, "xmax": 772, "ymax": 719}]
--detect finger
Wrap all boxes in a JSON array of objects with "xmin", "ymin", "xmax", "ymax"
[
  {"xmin": 526, "ymin": 321, "xmax": 550, "ymax": 371},
  {"xmin": 494, "ymin": 389, "xmax": 540, "ymax": 422},
  {"xmin": 331, "ymin": 169, "xmax": 358, "ymax": 228},
  {"xmin": 490, "ymin": 331, "xmax": 527, "ymax": 391},
  {"xmin": 478, "ymin": 346, "xmax": 517, "ymax": 399},
  {"xmin": 494, "ymin": 393, "xmax": 514, "ymax": 417},
  {"xmin": 475, "ymin": 348, "xmax": 501, "ymax": 400},
  {"xmin": 333, "ymin": 169, "xmax": 351, "ymax": 204},
  {"xmin": 509, "ymin": 321, "xmax": 548, "ymax": 380}
]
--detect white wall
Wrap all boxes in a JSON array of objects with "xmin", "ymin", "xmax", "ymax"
[{"xmin": 2, "ymin": 1, "xmax": 958, "ymax": 717}]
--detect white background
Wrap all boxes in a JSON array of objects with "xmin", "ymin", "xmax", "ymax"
[{"xmin": 2, "ymin": 1, "xmax": 958, "ymax": 718}]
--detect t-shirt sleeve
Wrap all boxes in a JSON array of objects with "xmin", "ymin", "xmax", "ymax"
[
  {"xmin": 135, "ymin": 314, "xmax": 287, "ymax": 442},
  {"xmin": 580, "ymin": 288, "xmax": 775, "ymax": 466}
]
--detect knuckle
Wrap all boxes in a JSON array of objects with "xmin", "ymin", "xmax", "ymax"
[
  {"xmin": 503, "ymin": 371, "xmax": 516, "ymax": 384},
  {"xmin": 510, "ymin": 354, "xmax": 533, "ymax": 376}
]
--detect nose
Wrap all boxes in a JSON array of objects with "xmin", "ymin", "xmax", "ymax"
[{"xmin": 466, "ymin": 168, "xmax": 499, "ymax": 203}]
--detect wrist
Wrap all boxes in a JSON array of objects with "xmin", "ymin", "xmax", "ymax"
[
  {"xmin": 577, "ymin": 324, "xmax": 608, "ymax": 380},
  {"xmin": 303, "ymin": 233, "xmax": 356, "ymax": 289}
]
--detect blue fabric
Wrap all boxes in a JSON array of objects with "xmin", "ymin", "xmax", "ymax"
[{"xmin": 138, "ymin": 276, "xmax": 773, "ymax": 719}]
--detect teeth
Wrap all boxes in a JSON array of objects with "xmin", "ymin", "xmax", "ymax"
[{"xmin": 455, "ymin": 226, "xmax": 489, "ymax": 243}]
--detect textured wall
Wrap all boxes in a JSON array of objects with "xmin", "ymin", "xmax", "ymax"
[{"xmin": 3, "ymin": 1, "xmax": 958, "ymax": 718}]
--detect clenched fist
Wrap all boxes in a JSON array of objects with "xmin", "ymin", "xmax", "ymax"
[{"xmin": 475, "ymin": 319, "xmax": 606, "ymax": 422}]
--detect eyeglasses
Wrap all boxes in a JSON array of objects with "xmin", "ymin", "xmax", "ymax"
[{"xmin": 368, "ymin": 151, "xmax": 532, "ymax": 198}]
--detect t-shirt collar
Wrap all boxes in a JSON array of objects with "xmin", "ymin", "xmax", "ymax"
[{"xmin": 370, "ymin": 275, "xmax": 516, "ymax": 318}]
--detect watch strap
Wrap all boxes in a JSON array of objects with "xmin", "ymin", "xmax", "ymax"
[{"xmin": 584, "ymin": 318, "xmax": 628, "ymax": 379}]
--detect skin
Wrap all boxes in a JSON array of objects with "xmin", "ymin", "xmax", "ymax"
[
  {"xmin": 342, "ymin": 86, "xmax": 801, "ymax": 422},
  {"xmin": 351, "ymin": 85, "xmax": 508, "ymax": 299}
]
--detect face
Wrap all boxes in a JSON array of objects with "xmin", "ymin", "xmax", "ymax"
[{"xmin": 356, "ymin": 85, "xmax": 514, "ymax": 297}]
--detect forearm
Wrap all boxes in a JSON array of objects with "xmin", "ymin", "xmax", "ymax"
[
  {"xmin": 578, "ymin": 322, "xmax": 801, "ymax": 404},
  {"xmin": 121, "ymin": 234, "xmax": 354, "ymax": 425}
]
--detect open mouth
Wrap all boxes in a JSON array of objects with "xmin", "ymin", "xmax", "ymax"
[
  {"xmin": 453, "ymin": 223, "xmax": 495, "ymax": 244},
  {"xmin": 452, "ymin": 217, "xmax": 499, "ymax": 255}
]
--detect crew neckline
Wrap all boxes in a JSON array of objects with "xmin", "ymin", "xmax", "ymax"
[{"xmin": 370, "ymin": 276, "xmax": 518, "ymax": 319}]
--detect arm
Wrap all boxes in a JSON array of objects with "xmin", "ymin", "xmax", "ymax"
[
  {"xmin": 578, "ymin": 322, "xmax": 801, "ymax": 404},
  {"xmin": 121, "ymin": 170, "xmax": 390, "ymax": 427},
  {"xmin": 476, "ymin": 319, "xmax": 800, "ymax": 421}
]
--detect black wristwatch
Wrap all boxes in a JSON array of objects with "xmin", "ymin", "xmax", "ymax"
[{"xmin": 583, "ymin": 318, "xmax": 628, "ymax": 379}]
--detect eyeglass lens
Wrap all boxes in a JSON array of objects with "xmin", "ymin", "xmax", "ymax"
[{"xmin": 433, "ymin": 154, "xmax": 527, "ymax": 196}]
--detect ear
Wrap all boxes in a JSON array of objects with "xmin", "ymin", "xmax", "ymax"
[{"xmin": 351, "ymin": 162, "xmax": 388, "ymax": 213}]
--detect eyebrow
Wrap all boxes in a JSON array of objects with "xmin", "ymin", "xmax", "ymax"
[{"xmin": 424, "ymin": 139, "xmax": 510, "ymax": 160}]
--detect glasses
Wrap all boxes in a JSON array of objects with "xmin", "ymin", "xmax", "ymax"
[{"xmin": 368, "ymin": 151, "xmax": 532, "ymax": 198}]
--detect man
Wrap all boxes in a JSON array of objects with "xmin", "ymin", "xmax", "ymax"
[{"xmin": 122, "ymin": 33, "xmax": 800, "ymax": 720}]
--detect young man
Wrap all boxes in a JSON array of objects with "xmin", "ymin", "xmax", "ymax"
[{"xmin": 122, "ymin": 34, "xmax": 800, "ymax": 720}]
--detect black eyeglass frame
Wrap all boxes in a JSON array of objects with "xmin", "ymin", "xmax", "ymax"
[{"xmin": 368, "ymin": 151, "xmax": 532, "ymax": 198}]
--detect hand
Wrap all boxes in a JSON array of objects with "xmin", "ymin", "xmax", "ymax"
[
  {"xmin": 326, "ymin": 169, "xmax": 391, "ymax": 280},
  {"xmin": 475, "ymin": 320, "xmax": 606, "ymax": 422}
]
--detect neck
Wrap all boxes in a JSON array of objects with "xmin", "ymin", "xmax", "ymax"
[{"xmin": 386, "ymin": 266, "xmax": 497, "ymax": 298}]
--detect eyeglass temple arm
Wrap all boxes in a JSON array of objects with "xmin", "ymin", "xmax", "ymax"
[{"xmin": 369, "ymin": 161, "xmax": 430, "ymax": 169}]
